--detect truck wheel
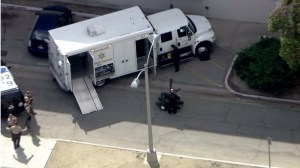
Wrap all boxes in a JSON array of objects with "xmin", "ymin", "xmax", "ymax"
[
  {"xmin": 196, "ymin": 42, "xmax": 212, "ymax": 61},
  {"xmin": 96, "ymin": 79, "xmax": 106, "ymax": 87}
]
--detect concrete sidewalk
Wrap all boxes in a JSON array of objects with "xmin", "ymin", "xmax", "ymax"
[{"xmin": 0, "ymin": 134, "xmax": 56, "ymax": 168}]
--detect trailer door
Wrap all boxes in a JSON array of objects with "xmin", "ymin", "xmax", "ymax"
[
  {"xmin": 124, "ymin": 39, "xmax": 136, "ymax": 73},
  {"xmin": 114, "ymin": 39, "xmax": 137, "ymax": 76},
  {"xmin": 114, "ymin": 41, "xmax": 125, "ymax": 76},
  {"xmin": 87, "ymin": 52, "xmax": 96, "ymax": 84},
  {"xmin": 66, "ymin": 59, "xmax": 72, "ymax": 91}
]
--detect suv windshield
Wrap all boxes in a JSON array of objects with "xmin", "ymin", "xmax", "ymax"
[
  {"xmin": 187, "ymin": 16, "xmax": 197, "ymax": 34},
  {"xmin": 33, "ymin": 30, "xmax": 49, "ymax": 40}
]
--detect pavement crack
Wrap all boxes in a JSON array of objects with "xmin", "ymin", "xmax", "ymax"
[
  {"xmin": 156, "ymin": 129, "xmax": 181, "ymax": 146},
  {"xmin": 250, "ymin": 138, "xmax": 264, "ymax": 164},
  {"xmin": 224, "ymin": 101, "xmax": 233, "ymax": 122}
]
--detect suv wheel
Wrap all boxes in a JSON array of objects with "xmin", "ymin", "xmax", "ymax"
[
  {"xmin": 96, "ymin": 79, "xmax": 106, "ymax": 87},
  {"xmin": 196, "ymin": 42, "xmax": 212, "ymax": 61}
]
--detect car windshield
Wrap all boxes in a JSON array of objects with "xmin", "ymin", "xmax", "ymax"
[
  {"xmin": 33, "ymin": 30, "xmax": 49, "ymax": 40},
  {"xmin": 186, "ymin": 16, "xmax": 197, "ymax": 34}
]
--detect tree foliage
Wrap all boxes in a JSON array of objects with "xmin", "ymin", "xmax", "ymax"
[
  {"xmin": 268, "ymin": 0, "xmax": 300, "ymax": 70},
  {"xmin": 234, "ymin": 37, "xmax": 299, "ymax": 95}
]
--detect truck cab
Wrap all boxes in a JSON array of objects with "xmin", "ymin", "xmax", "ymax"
[
  {"xmin": 147, "ymin": 8, "xmax": 216, "ymax": 65},
  {"xmin": 1, "ymin": 66, "xmax": 24, "ymax": 116}
]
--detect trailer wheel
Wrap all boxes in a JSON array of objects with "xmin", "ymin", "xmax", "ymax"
[
  {"xmin": 96, "ymin": 79, "xmax": 106, "ymax": 87},
  {"xmin": 196, "ymin": 42, "xmax": 212, "ymax": 61}
]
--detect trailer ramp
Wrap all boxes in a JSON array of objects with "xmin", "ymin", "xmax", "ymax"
[{"xmin": 72, "ymin": 76, "xmax": 103, "ymax": 114}]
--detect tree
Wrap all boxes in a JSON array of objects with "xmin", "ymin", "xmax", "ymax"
[{"xmin": 268, "ymin": 0, "xmax": 300, "ymax": 70}]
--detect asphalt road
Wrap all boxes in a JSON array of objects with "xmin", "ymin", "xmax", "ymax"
[{"xmin": 1, "ymin": 4, "xmax": 300, "ymax": 168}]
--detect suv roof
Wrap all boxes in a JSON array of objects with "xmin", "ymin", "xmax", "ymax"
[
  {"xmin": 0, "ymin": 66, "xmax": 18, "ymax": 92},
  {"xmin": 33, "ymin": 13, "xmax": 61, "ymax": 31},
  {"xmin": 33, "ymin": 5, "xmax": 72, "ymax": 31}
]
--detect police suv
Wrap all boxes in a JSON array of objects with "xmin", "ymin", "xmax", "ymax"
[{"xmin": 1, "ymin": 66, "xmax": 24, "ymax": 116}]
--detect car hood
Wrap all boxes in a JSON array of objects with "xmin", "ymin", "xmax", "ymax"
[{"xmin": 187, "ymin": 15, "xmax": 212, "ymax": 36}]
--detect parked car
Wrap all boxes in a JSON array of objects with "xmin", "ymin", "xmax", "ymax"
[
  {"xmin": 1, "ymin": 66, "xmax": 24, "ymax": 116},
  {"xmin": 28, "ymin": 5, "xmax": 72, "ymax": 56}
]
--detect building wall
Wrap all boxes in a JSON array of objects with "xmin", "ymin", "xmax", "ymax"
[{"xmin": 53, "ymin": 0, "xmax": 279, "ymax": 23}]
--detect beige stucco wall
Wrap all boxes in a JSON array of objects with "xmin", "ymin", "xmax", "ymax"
[{"xmin": 53, "ymin": 0, "xmax": 279, "ymax": 23}]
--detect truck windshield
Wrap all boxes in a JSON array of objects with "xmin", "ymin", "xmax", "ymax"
[{"xmin": 186, "ymin": 16, "xmax": 197, "ymax": 34}]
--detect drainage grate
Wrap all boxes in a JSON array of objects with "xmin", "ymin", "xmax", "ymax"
[{"xmin": 1, "ymin": 50, "xmax": 8, "ymax": 57}]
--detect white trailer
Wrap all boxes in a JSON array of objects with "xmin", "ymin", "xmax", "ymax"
[
  {"xmin": 48, "ymin": 6, "xmax": 155, "ymax": 114},
  {"xmin": 48, "ymin": 6, "xmax": 215, "ymax": 114}
]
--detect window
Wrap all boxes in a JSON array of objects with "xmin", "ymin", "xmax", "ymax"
[
  {"xmin": 177, "ymin": 27, "xmax": 187, "ymax": 38},
  {"xmin": 161, "ymin": 32, "xmax": 172, "ymax": 43}
]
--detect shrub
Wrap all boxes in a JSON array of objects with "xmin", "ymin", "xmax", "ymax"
[{"xmin": 233, "ymin": 37, "xmax": 299, "ymax": 95}]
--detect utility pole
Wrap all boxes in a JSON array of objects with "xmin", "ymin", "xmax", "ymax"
[{"xmin": 267, "ymin": 137, "xmax": 272, "ymax": 168}]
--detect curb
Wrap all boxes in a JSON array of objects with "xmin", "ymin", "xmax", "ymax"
[{"xmin": 224, "ymin": 55, "xmax": 300, "ymax": 105}]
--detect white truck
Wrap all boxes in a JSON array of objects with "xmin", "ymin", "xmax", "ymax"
[{"xmin": 48, "ymin": 6, "xmax": 215, "ymax": 114}]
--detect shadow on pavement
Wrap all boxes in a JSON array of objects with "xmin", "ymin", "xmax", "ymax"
[{"xmin": 13, "ymin": 147, "xmax": 34, "ymax": 164}]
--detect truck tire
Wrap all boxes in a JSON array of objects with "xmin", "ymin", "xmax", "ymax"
[
  {"xmin": 96, "ymin": 79, "xmax": 106, "ymax": 87},
  {"xmin": 196, "ymin": 42, "xmax": 212, "ymax": 61}
]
